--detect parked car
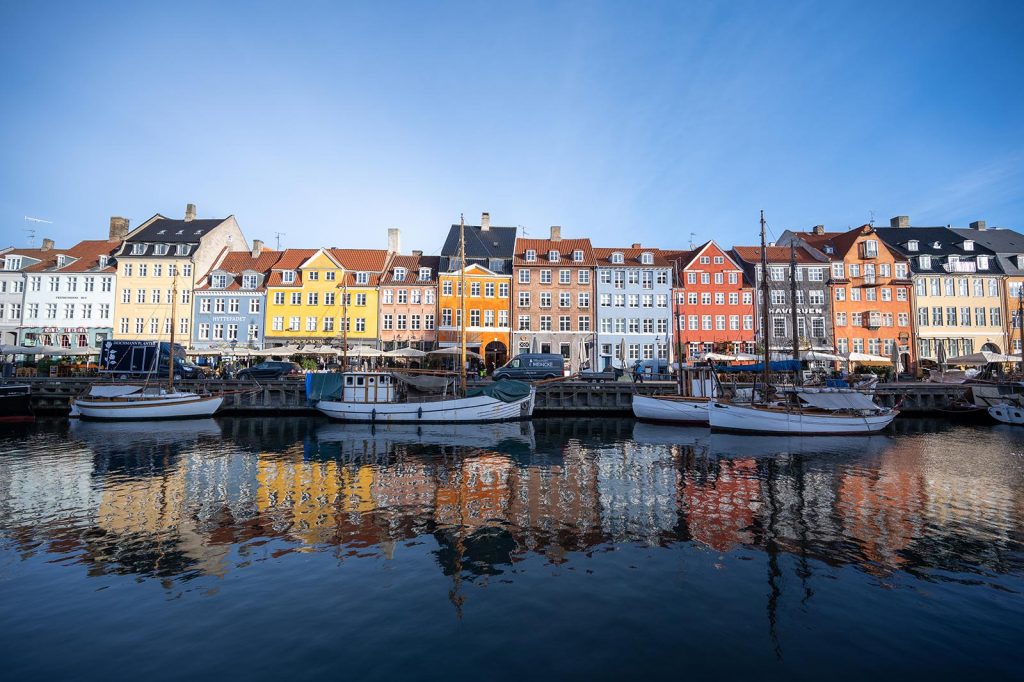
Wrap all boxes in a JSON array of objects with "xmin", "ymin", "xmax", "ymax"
[
  {"xmin": 236, "ymin": 361, "xmax": 303, "ymax": 380},
  {"xmin": 493, "ymin": 353, "xmax": 565, "ymax": 381}
]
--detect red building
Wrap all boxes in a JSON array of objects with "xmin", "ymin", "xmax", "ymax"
[{"xmin": 666, "ymin": 241, "xmax": 755, "ymax": 362}]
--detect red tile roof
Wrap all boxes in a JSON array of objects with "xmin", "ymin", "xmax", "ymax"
[
  {"xmin": 792, "ymin": 225, "xmax": 873, "ymax": 259},
  {"xmin": 513, "ymin": 237, "xmax": 596, "ymax": 266},
  {"xmin": 20, "ymin": 240, "xmax": 119, "ymax": 273},
  {"xmin": 731, "ymin": 245, "xmax": 825, "ymax": 264},
  {"xmin": 381, "ymin": 255, "xmax": 441, "ymax": 285},
  {"xmin": 196, "ymin": 249, "xmax": 284, "ymax": 291}
]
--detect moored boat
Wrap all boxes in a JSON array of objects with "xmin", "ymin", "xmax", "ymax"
[
  {"xmin": 987, "ymin": 403, "xmax": 1024, "ymax": 425},
  {"xmin": 0, "ymin": 384, "xmax": 34, "ymax": 423},
  {"xmin": 632, "ymin": 394, "xmax": 709, "ymax": 424},
  {"xmin": 708, "ymin": 390, "xmax": 898, "ymax": 435},
  {"xmin": 71, "ymin": 384, "xmax": 224, "ymax": 421}
]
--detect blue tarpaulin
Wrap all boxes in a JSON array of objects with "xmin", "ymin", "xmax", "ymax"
[{"xmin": 713, "ymin": 360, "xmax": 802, "ymax": 373}]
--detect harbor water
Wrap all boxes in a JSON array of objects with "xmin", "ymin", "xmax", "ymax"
[{"xmin": 1, "ymin": 417, "xmax": 1022, "ymax": 679}]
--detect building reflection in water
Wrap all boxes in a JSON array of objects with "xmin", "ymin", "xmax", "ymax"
[{"xmin": 1, "ymin": 416, "xmax": 1022, "ymax": 598}]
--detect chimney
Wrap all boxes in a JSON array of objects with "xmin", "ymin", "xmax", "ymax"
[
  {"xmin": 109, "ymin": 216, "xmax": 130, "ymax": 241},
  {"xmin": 185, "ymin": 203, "xmax": 197, "ymax": 222},
  {"xmin": 890, "ymin": 215, "xmax": 909, "ymax": 228},
  {"xmin": 412, "ymin": 250, "xmax": 423, "ymax": 257},
  {"xmin": 550, "ymin": 225, "xmax": 562, "ymax": 242},
  {"xmin": 970, "ymin": 220, "xmax": 987, "ymax": 231},
  {"xmin": 481, "ymin": 212, "xmax": 490, "ymax": 232},
  {"xmin": 812, "ymin": 225, "xmax": 825, "ymax": 235},
  {"xmin": 387, "ymin": 228, "xmax": 401, "ymax": 254},
  {"xmin": 251, "ymin": 239, "xmax": 264, "ymax": 257},
  {"xmin": 40, "ymin": 238, "xmax": 54, "ymax": 251},
  {"xmin": 631, "ymin": 242, "xmax": 641, "ymax": 249}
]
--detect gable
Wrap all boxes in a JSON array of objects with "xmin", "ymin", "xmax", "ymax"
[{"xmin": 300, "ymin": 249, "xmax": 342, "ymax": 271}]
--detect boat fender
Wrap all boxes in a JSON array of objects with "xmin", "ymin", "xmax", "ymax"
[
  {"xmin": 371, "ymin": 408, "xmax": 376, "ymax": 422},
  {"xmin": 418, "ymin": 406, "xmax": 423, "ymax": 419}
]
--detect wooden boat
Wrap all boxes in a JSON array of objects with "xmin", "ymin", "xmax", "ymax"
[
  {"xmin": 71, "ymin": 384, "xmax": 224, "ymax": 420},
  {"xmin": 631, "ymin": 367, "xmax": 715, "ymax": 425},
  {"xmin": 708, "ymin": 390, "xmax": 898, "ymax": 435},
  {"xmin": 0, "ymin": 384, "xmax": 34, "ymax": 423},
  {"xmin": 987, "ymin": 403, "xmax": 1024, "ymax": 425},
  {"xmin": 314, "ymin": 371, "xmax": 535, "ymax": 423}
]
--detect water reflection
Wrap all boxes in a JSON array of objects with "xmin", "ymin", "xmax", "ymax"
[{"xmin": 1, "ymin": 417, "xmax": 1022, "ymax": 593}]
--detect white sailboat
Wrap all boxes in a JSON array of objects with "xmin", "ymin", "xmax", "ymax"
[
  {"xmin": 631, "ymin": 368, "xmax": 716, "ymax": 424},
  {"xmin": 313, "ymin": 214, "xmax": 536, "ymax": 424},
  {"xmin": 707, "ymin": 211, "xmax": 897, "ymax": 436},
  {"xmin": 71, "ymin": 278, "xmax": 223, "ymax": 421}
]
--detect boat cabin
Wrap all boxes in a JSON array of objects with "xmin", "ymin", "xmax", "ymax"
[{"xmin": 339, "ymin": 371, "xmax": 396, "ymax": 403}]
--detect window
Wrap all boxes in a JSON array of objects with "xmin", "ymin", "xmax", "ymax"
[
  {"xmin": 991, "ymin": 307, "xmax": 1002, "ymax": 326},
  {"xmin": 200, "ymin": 298, "xmax": 211, "ymax": 313},
  {"xmin": 419, "ymin": 267, "xmax": 431, "ymax": 281},
  {"xmin": 960, "ymin": 308, "xmax": 971, "ymax": 326},
  {"xmin": 559, "ymin": 292, "xmax": 571, "ymax": 308},
  {"xmin": 499, "ymin": 283, "xmax": 509, "ymax": 297},
  {"xmin": 392, "ymin": 267, "xmax": 406, "ymax": 282},
  {"xmin": 559, "ymin": 315, "xmax": 571, "ymax": 331},
  {"xmin": 326, "ymin": 271, "xmax": 336, "ymax": 281},
  {"xmin": 812, "ymin": 317, "xmax": 825, "ymax": 338},
  {"xmin": 548, "ymin": 250, "xmax": 559, "ymax": 262},
  {"xmin": 881, "ymin": 288, "xmax": 892, "ymax": 302},
  {"xmin": 307, "ymin": 292, "xmax": 318, "ymax": 306},
  {"xmin": 382, "ymin": 314, "xmax": 393, "ymax": 330},
  {"xmin": 250, "ymin": 299, "xmax": 261, "ymax": 314},
  {"xmin": 425, "ymin": 314, "xmax": 435, "ymax": 330},
  {"xmin": 525, "ymin": 250, "xmax": 537, "ymax": 262},
  {"xmin": 808, "ymin": 268, "xmax": 824, "ymax": 282},
  {"xmin": 291, "ymin": 292, "xmax": 301, "ymax": 305},
  {"xmin": 862, "ymin": 240, "xmax": 878, "ymax": 258},
  {"xmin": 176, "ymin": 244, "xmax": 190, "ymax": 256},
  {"xmin": 770, "ymin": 290, "xmax": 786, "ymax": 305},
  {"xmin": 932, "ymin": 307, "xmax": 943, "ymax": 326},
  {"xmin": 919, "ymin": 255, "xmax": 931, "ymax": 269},
  {"xmin": 355, "ymin": 273, "xmax": 369, "ymax": 285},
  {"xmin": 519, "ymin": 292, "xmax": 531, "ymax": 307},
  {"xmin": 274, "ymin": 292, "xmax": 285, "ymax": 305},
  {"xmin": 907, "ymin": 240, "xmax": 918, "ymax": 252},
  {"xmin": 611, "ymin": 252, "xmax": 624, "ymax": 264},
  {"xmin": 975, "ymin": 307, "xmax": 986, "ymax": 326},
  {"xmin": 242, "ymin": 274, "xmax": 258, "ymax": 289},
  {"xmin": 850, "ymin": 288, "xmax": 861, "ymax": 302},
  {"xmin": 307, "ymin": 270, "xmax": 319, "ymax": 281},
  {"xmin": 540, "ymin": 315, "xmax": 552, "ymax": 331},
  {"xmin": 469, "ymin": 282, "xmax": 480, "ymax": 297},
  {"xmin": 540, "ymin": 292, "xmax": 552, "ymax": 308},
  {"xmin": 559, "ymin": 269, "xmax": 571, "ymax": 284},
  {"xmin": 770, "ymin": 266, "xmax": 785, "ymax": 281},
  {"xmin": 772, "ymin": 317, "xmax": 786, "ymax": 337},
  {"xmin": 578, "ymin": 270, "xmax": 590, "ymax": 285},
  {"xmin": 228, "ymin": 298, "xmax": 240, "ymax": 313},
  {"xmin": 282, "ymin": 271, "xmax": 295, "ymax": 283},
  {"xmin": 540, "ymin": 270, "xmax": 552, "ymax": 284},
  {"xmin": 808, "ymin": 290, "xmax": 825, "ymax": 305},
  {"xmin": 198, "ymin": 323, "xmax": 210, "ymax": 339},
  {"xmin": 640, "ymin": 252, "xmax": 654, "ymax": 265}
]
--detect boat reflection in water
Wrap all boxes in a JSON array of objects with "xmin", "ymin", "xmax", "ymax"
[{"xmin": 312, "ymin": 419, "xmax": 537, "ymax": 460}]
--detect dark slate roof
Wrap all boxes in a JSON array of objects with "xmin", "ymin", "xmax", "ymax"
[
  {"xmin": 129, "ymin": 218, "xmax": 227, "ymax": 243},
  {"xmin": 440, "ymin": 224, "xmax": 517, "ymax": 260},
  {"xmin": 951, "ymin": 227, "xmax": 1024, "ymax": 276},
  {"xmin": 875, "ymin": 226, "xmax": 1002, "ymax": 275}
]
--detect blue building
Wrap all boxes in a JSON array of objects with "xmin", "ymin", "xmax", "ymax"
[
  {"xmin": 593, "ymin": 245, "xmax": 673, "ymax": 370},
  {"xmin": 192, "ymin": 242, "xmax": 281, "ymax": 350}
]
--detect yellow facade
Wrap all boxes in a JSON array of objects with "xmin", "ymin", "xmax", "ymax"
[
  {"xmin": 114, "ymin": 258, "xmax": 197, "ymax": 341},
  {"xmin": 911, "ymin": 273, "xmax": 1007, "ymax": 361},
  {"xmin": 264, "ymin": 249, "xmax": 385, "ymax": 346}
]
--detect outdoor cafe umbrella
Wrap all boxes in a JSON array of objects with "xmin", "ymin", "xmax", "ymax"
[
  {"xmin": 345, "ymin": 345, "xmax": 384, "ymax": 358},
  {"xmin": 844, "ymin": 351, "xmax": 893, "ymax": 364},
  {"xmin": 0, "ymin": 344, "xmax": 36, "ymax": 355},
  {"xmin": 890, "ymin": 340, "xmax": 902, "ymax": 379},
  {"xmin": 382, "ymin": 346, "xmax": 427, "ymax": 358},
  {"xmin": 944, "ymin": 350, "xmax": 1018, "ymax": 365},
  {"xmin": 936, "ymin": 342, "xmax": 947, "ymax": 370},
  {"xmin": 428, "ymin": 346, "xmax": 483, "ymax": 360}
]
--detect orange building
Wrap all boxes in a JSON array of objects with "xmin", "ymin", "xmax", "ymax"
[
  {"xmin": 437, "ymin": 265, "xmax": 512, "ymax": 369},
  {"xmin": 784, "ymin": 224, "xmax": 914, "ymax": 367}
]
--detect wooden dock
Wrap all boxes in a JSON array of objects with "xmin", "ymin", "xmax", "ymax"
[{"xmin": 12, "ymin": 376, "xmax": 970, "ymax": 417}]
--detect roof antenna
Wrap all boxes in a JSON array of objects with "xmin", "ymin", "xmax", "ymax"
[
  {"xmin": 689, "ymin": 231, "xmax": 696, "ymax": 249},
  {"xmin": 519, "ymin": 225, "xmax": 529, "ymax": 237},
  {"xmin": 24, "ymin": 216, "xmax": 52, "ymax": 247},
  {"xmin": 868, "ymin": 210, "xmax": 876, "ymax": 226},
  {"xmin": 274, "ymin": 231, "xmax": 286, "ymax": 250}
]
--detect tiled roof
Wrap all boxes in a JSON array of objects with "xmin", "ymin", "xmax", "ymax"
[
  {"xmin": 730, "ymin": 245, "xmax": 826, "ymax": 265},
  {"xmin": 17, "ymin": 240, "xmax": 118, "ymax": 274},
  {"xmin": 217, "ymin": 250, "xmax": 284, "ymax": 274},
  {"xmin": 513, "ymin": 237, "xmax": 595, "ymax": 266},
  {"xmin": 128, "ymin": 217, "xmax": 227, "ymax": 243},
  {"xmin": 266, "ymin": 249, "xmax": 317, "ymax": 287},
  {"xmin": 3, "ymin": 247, "xmax": 57, "ymax": 267},
  {"xmin": 592, "ymin": 247, "xmax": 671, "ymax": 267},
  {"xmin": 381, "ymin": 255, "xmax": 441, "ymax": 285},
  {"xmin": 327, "ymin": 248, "xmax": 390, "ymax": 273}
]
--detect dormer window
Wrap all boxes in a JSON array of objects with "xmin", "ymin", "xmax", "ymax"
[
  {"xmin": 525, "ymin": 249, "xmax": 537, "ymax": 262},
  {"xmin": 948, "ymin": 255, "xmax": 960, "ymax": 265},
  {"xmin": 824, "ymin": 246, "xmax": 834, "ymax": 254},
  {"xmin": 212, "ymin": 274, "xmax": 229, "ymax": 289},
  {"xmin": 175, "ymin": 229, "xmax": 184, "ymax": 235},
  {"xmin": 157, "ymin": 229, "xmax": 166, "ymax": 235},
  {"xmin": 573, "ymin": 250, "xmax": 584, "ymax": 262},
  {"xmin": 548, "ymin": 250, "xmax": 560, "ymax": 262},
  {"xmin": 175, "ymin": 244, "xmax": 190, "ymax": 256},
  {"xmin": 932, "ymin": 241, "xmax": 941, "ymax": 249},
  {"xmin": 861, "ymin": 240, "xmax": 878, "ymax": 258},
  {"xmin": 242, "ymin": 274, "xmax": 258, "ymax": 289},
  {"xmin": 393, "ymin": 267, "xmax": 407, "ymax": 281},
  {"xmin": 1017, "ymin": 255, "xmax": 1024, "ymax": 270},
  {"xmin": 131, "ymin": 243, "xmax": 146, "ymax": 255},
  {"xmin": 977, "ymin": 256, "xmax": 989, "ymax": 270},
  {"xmin": 98, "ymin": 255, "xmax": 109, "ymax": 268},
  {"xmin": 355, "ymin": 272, "xmax": 369, "ymax": 284},
  {"xmin": 611, "ymin": 252, "xmax": 624, "ymax": 264},
  {"xmin": 56, "ymin": 255, "xmax": 69, "ymax": 268},
  {"xmin": 282, "ymin": 270, "xmax": 295, "ymax": 283},
  {"xmin": 963, "ymin": 240, "xmax": 974, "ymax": 251},
  {"xmin": 907, "ymin": 240, "xmax": 919, "ymax": 252},
  {"xmin": 418, "ymin": 267, "xmax": 431, "ymax": 280},
  {"xmin": 5, "ymin": 256, "xmax": 23, "ymax": 270},
  {"xmin": 154, "ymin": 244, "xmax": 168, "ymax": 256},
  {"xmin": 919, "ymin": 255, "xmax": 932, "ymax": 269},
  {"xmin": 640, "ymin": 252, "xmax": 654, "ymax": 265}
]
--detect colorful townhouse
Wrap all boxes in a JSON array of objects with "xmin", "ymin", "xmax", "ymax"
[
  {"xmin": 379, "ymin": 251, "xmax": 440, "ymax": 352},
  {"xmin": 437, "ymin": 213, "xmax": 515, "ymax": 370},
  {"xmin": 192, "ymin": 241, "xmax": 282, "ymax": 350},
  {"xmin": 665, "ymin": 240, "xmax": 755, "ymax": 362},
  {"xmin": 877, "ymin": 217, "xmax": 1007, "ymax": 365},
  {"xmin": 20, "ymin": 237, "xmax": 120, "ymax": 349},
  {"xmin": 0, "ymin": 244, "xmax": 47, "ymax": 346},
  {"xmin": 263, "ymin": 241, "xmax": 392, "ymax": 349},
  {"xmin": 112, "ymin": 205, "xmax": 248, "ymax": 345},
  {"xmin": 780, "ymin": 224, "xmax": 915, "ymax": 369},
  {"xmin": 593, "ymin": 245, "xmax": 672, "ymax": 370},
  {"xmin": 949, "ymin": 222, "xmax": 1024, "ymax": 355},
  {"xmin": 730, "ymin": 244, "xmax": 834, "ymax": 358},
  {"xmin": 511, "ymin": 227, "xmax": 596, "ymax": 372}
]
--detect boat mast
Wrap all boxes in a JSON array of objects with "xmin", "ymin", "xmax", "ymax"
[
  {"xmin": 342, "ymin": 278, "xmax": 349, "ymax": 369},
  {"xmin": 673, "ymin": 258, "xmax": 684, "ymax": 396},
  {"xmin": 790, "ymin": 241, "xmax": 800, "ymax": 386},
  {"xmin": 168, "ymin": 276, "xmax": 177, "ymax": 393},
  {"xmin": 759, "ymin": 210, "xmax": 771, "ymax": 398},
  {"xmin": 1018, "ymin": 285, "xmax": 1024, "ymax": 373},
  {"xmin": 459, "ymin": 214, "xmax": 467, "ymax": 398}
]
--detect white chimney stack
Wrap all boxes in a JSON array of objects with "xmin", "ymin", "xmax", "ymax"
[
  {"xmin": 550, "ymin": 225, "xmax": 561, "ymax": 241},
  {"xmin": 481, "ymin": 212, "xmax": 491, "ymax": 232},
  {"xmin": 387, "ymin": 228, "xmax": 401, "ymax": 253},
  {"xmin": 185, "ymin": 203, "xmax": 197, "ymax": 222}
]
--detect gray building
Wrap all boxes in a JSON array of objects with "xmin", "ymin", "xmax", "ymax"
[
  {"xmin": 593, "ymin": 246, "xmax": 673, "ymax": 370},
  {"xmin": 730, "ymin": 245, "xmax": 834, "ymax": 355},
  {"xmin": 192, "ymin": 241, "xmax": 281, "ymax": 350}
]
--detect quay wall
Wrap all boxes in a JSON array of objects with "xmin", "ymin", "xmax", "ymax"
[{"xmin": 15, "ymin": 377, "xmax": 968, "ymax": 416}]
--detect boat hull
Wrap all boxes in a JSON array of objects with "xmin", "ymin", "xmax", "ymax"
[
  {"xmin": 316, "ymin": 389, "xmax": 536, "ymax": 423},
  {"xmin": 708, "ymin": 401, "xmax": 898, "ymax": 435},
  {"xmin": 631, "ymin": 395, "xmax": 709, "ymax": 424},
  {"xmin": 987, "ymin": 404, "xmax": 1024, "ymax": 425},
  {"xmin": 72, "ymin": 393, "xmax": 224, "ymax": 421},
  {"xmin": 0, "ymin": 385, "xmax": 34, "ymax": 423}
]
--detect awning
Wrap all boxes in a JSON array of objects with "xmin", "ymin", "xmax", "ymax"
[
  {"xmin": 946, "ymin": 351, "xmax": 1019, "ymax": 365},
  {"xmin": 844, "ymin": 351, "xmax": 892, "ymax": 364},
  {"xmin": 796, "ymin": 389, "xmax": 881, "ymax": 411},
  {"xmin": 383, "ymin": 347, "xmax": 428, "ymax": 358}
]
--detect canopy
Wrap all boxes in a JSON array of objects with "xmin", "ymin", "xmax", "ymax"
[
  {"xmin": 429, "ymin": 347, "xmax": 483, "ymax": 360},
  {"xmin": 945, "ymin": 351, "xmax": 1019, "ymax": 365},
  {"xmin": 714, "ymin": 359, "xmax": 802, "ymax": 373},
  {"xmin": 801, "ymin": 350, "xmax": 844, "ymax": 362},
  {"xmin": 344, "ymin": 346, "xmax": 383, "ymax": 358},
  {"xmin": 391, "ymin": 372, "xmax": 454, "ymax": 391},
  {"xmin": 702, "ymin": 352, "xmax": 738, "ymax": 361},
  {"xmin": 258, "ymin": 345, "xmax": 305, "ymax": 356},
  {"xmin": 844, "ymin": 351, "xmax": 892, "ymax": 364},
  {"xmin": 0, "ymin": 344, "xmax": 37, "ymax": 355},
  {"xmin": 87, "ymin": 385, "xmax": 144, "ymax": 398},
  {"xmin": 796, "ymin": 388, "xmax": 881, "ymax": 411},
  {"xmin": 467, "ymin": 380, "xmax": 532, "ymax": 403},
  {"xmin": 383, "ymin": 347, "xmax": 427, "ymax": 358}
]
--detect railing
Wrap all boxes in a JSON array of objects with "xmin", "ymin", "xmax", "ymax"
[{"xmin": 943, "ymin": 261, "xmax": 977, "ymax": 273}]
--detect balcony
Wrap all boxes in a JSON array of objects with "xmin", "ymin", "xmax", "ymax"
[
  {"xmin": 857, "ymin": 274, "xmax": 879, "ymax": 286},
  {"xmin": 943, "ymin": 261, "xmax": 977, "ymax": 273},
  {"xmin": 864, "ymin": 312, "xmax": 882, "ymax": 329}
]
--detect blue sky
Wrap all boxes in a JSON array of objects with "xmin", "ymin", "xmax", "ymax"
[{"xmin": 2, "ymin": 0, "xmax": 1023, "ymax": 253}]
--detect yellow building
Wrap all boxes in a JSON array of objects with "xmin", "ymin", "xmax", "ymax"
[
  {"xmin": 112, "ymin": 204, "xmax": 248, "ymax": 344},
  {"xmin": 264, "ymin": 247, "xmax": 392, "ymax": 348}
]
